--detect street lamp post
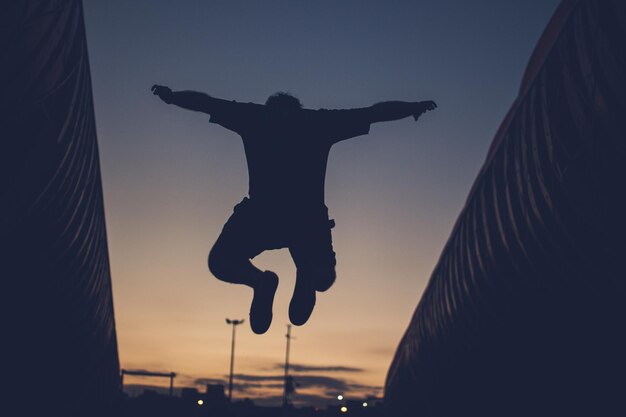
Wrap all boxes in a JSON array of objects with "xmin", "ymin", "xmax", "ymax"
[{"xmin": 225, "ymin": 318, "xmax": 244, "ymax": 402}]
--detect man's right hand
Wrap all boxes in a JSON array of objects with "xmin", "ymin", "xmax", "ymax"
[
  {"xmin": 151, "ymin": 84, "xmax": 173, "ymax": 104},
  {"xmin": 413, "ymin": 100, "xmax": 437, "ymax": 120}
]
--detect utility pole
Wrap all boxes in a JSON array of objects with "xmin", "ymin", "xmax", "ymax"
[
  {"xmin": 283, "ymin": 324, "xmax": 292, "ymax": 408},
  {"xmin": 226, "ymin": 318, "xmax": 244, "ymax": 403}
]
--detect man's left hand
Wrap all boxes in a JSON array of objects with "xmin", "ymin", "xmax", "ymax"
[{"xmin": 413, "ymin": 100, "xmax": 437, "ymax": 120}]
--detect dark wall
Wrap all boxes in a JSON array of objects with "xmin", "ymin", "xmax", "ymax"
[
  {"xmin": 385, "ymin": 0, "xmax": 626, "ymax": 415},
  {"xmin": 1, "ymin": 1, "xmax": 120, "ymax": 415}
]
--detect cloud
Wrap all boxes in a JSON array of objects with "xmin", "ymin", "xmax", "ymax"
[
  {"xmin": 122, "ymin": 368, "xmax": 175, "ymax": 375},
  {"xmin": 232, "ymin": 373, "xmax": 350, "ymax": 391},
  {"xmin": 193, "ymin": 377, "xmax": 228, "ymax": 386},
  {"xmin": 272, "ymin": 363, "xmax": 364, "ymax": 373},
  {"xmin": 232, "ymin": 374, "xmax": 283, "ymax": 382},
  {"xmin": 193, "ymin": 377, "xmax": 274, "ymax": 394},
  {"xmin": 249, "ymin": 392, "xmax": 344, "ymax": 408},
  {"xmin": 182, "ymin": 370, "xmax": 383, "ymax": 408},
  {"xmin": 231, "ymin": 373, "xmax": 381, "ymax": 395},
  {"xmin": 287, "ymin": 375, "xmax": 350, "ymax": 391}
]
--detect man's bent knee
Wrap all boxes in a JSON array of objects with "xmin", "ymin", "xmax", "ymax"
[
  {"xmin": 208, "ymin": 243, "xmax": 232, "ymax": 281},
  {"xmin": 209, "ymin": 242, "xmax": 258, "ymax": 286}
]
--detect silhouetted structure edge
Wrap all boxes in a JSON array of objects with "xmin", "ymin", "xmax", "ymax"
[
  {"xmin": 1, "ymin": 1, "xmax": 120, "ymax": 415},
  {"xmin": 385, "ymin": 0, "xmax": 626, "ymax": 415}
]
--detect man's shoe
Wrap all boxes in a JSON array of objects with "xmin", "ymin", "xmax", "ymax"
[
  {"xmin": 289, "ymin": 272, "xmax": 316, "ymax": 326},
  {"xmin": 313, "ymin": 270, "xmax": 336, "ymax": 292},
  {"xmin": 250, "ymin": 271, "xmax": 279, "ymax": 334}
]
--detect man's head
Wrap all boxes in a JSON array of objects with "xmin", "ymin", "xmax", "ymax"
[{"xmin": 265, "ymin": 92, "xmax": 302, "ymax": 112}]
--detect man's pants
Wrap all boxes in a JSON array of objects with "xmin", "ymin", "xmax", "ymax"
[{"xmin": 208, "ymin": 198, "xmax": 337, "ymax": 291}]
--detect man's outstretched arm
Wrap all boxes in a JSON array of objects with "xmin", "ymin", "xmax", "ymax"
[
  {"xmin": 366, "ymin": 100, "xmax": 437, "ymax": 123},
  {"xmin": 320, "ymin": 100, "xmax": 437, "ymax": 144},
  {"xmin": 151, "ymin": 84, "xmax": 230, "ymax": 114}
]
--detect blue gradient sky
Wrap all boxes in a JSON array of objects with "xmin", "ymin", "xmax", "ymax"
[{"xmin": 84, "ymin": 0, "xmax": 559, "ymax": 406}]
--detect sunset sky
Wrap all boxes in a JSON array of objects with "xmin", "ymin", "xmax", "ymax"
[{"xmin": 83, "ymin": 0, "xmax": 559, "ymax": 407}]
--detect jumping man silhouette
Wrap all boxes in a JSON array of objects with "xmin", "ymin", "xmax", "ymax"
[{"xmin": 152, "ymin": 85, "xmax": 436, "ymax": 334}]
